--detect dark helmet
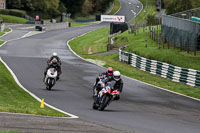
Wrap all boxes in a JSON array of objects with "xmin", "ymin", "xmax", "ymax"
[{"xmin": 107, "ymin": 67, "xmax": 113, "ymax": 76}]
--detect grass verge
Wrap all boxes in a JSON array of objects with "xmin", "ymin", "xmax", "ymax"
[
  {"xmin": 69, "ymin": 27, "xmax": 109, "ymax": 54},
  {"xmin": 0, "ymin": 131, "xmax": 22, "ymax": 133},
  {"xmin": 0, "ymin": 61, "xmax": 68, "ymax": 117},
  {"xmin": 0, "ymin": 14, "xmax": 27, "ymax": 24}
]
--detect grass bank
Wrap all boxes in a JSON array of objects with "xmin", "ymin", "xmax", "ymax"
[
  {"xmin": 69, "ymin": 27, "xmax": 109, "ymax": 54},
  {"xmin": 69, "ymin": 27, "xmax": 200, "ymax": 99},
  {"xmin": 0, "ymin": 14, "xmax": 27, "ymax": 24},
  {"xmin": 0, "ymin": 131, "xmax": 22, "ymax": 133}
]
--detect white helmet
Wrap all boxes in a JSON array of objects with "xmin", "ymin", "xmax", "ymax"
[
  {"xmin": 53, "ymin": 52, "xmax": 57, "ymax": 57},
  {"xmin": 113, "ymin": 71, "xmax": 121, "ymax": 81}
]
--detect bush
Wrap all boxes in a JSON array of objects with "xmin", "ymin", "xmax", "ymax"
[
  {"xmin": 0, "ymin": 9, "xmax": 26, "ymax": 18},
  {"xmin": 147, "ymin": 14, "xmax": 159, "ymax": 25}
]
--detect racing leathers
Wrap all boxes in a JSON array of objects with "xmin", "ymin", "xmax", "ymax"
[{"xmin": 47, "ymin": 56, "xmax": 61, "ymax": 66}]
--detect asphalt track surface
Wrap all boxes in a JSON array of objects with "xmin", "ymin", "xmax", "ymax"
[{"xmin": 0, "ymin": 0, "xmax": 200, "ymax": 133}]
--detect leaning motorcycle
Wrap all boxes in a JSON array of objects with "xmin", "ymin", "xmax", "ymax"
[
  {"xmin": 93, "ymin": 81, "xmax": 120, "ymax": 111},
  {"xmin": 44, "ymin": 68, "xmax": 57, "ymax": 90}
]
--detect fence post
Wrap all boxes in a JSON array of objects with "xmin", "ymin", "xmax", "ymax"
[
  {"xmin": 163, "ymin": 36, "xmax": 165, "ymax": 48},
  {"xmin": 180, "ymin": 36, "xmax": 182, "ymax": 51},
  {"xmin": 168, "ymin": 36, "xmax": 170, "ymax": 49},
  {"xmin": 143, "ymin": 24, "xmax": 145, "ymax": 32},
  {"xmin": 194, "ymin": 37, "xmax": 197, "ymax": 56},
  {"xmin": 174, "ymin": 36, "xmax": 176, "ymax": 49},
  {"xmin": 149, "ymin": 26, "xmax": 151, "ymax": 38},
  {"xmin": 187, "ymin": 37, "xmax": 190, "ymax": 53}
]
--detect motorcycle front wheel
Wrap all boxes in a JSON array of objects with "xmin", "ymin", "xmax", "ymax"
[{"xmin": 98, "ymin": 95, "xmax": 110, "ymax": 111}]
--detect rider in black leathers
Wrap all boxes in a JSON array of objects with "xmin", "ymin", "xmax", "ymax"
[
  {"xmin": 112, "ymin": 71, "xmax": 123, "ymax": 100},
  {"xmin": 93, "ymin": 67, "xmax": 114, "ymax": 96}
]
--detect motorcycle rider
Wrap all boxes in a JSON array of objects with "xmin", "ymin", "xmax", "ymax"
[
  {"xmin": 112, "ymin": 71, "xmax": 123, "ymax": 100},
  {"xmin": 93, "ymin": 67, "xmax": 114, "ymax": 97},
  {"xmin": 47, "ymin": 52, "xmax": 61, "ymax": 66},
  {"xmin": 44, "ymin": 58, "xmax": 61, "ymax": 81}
]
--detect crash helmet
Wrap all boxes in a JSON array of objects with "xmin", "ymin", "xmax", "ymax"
[
  {"xmin": 113, "ymin": 71, "xmax": 121, "ymax": 81},
  {"xmin": 52, "ymin": 52, "xmax": 58, "ymax": 57},
  {"xmin": 107, "ymin": 67, "xmax": 113, "ymax": 76},
  {"xmin": 51, "ymin": 58, "xmax": 58, "ymax": 67}
]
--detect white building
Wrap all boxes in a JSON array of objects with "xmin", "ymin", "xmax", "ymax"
[{"xmin": 0, "ymin": 0, "xmax": 6, "ymax": 9}]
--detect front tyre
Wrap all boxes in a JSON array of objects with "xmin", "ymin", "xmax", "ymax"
[{"xmin": 98, "ymin": 95, "xmax": 110, "ymax": 111}]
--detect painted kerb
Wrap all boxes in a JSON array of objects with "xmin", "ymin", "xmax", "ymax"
[{"xmin": 119, "ymin": 49, "xmax": 200, "ymax": 88}]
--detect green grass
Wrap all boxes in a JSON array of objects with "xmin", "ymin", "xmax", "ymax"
[
  {"xmin": 108, "ymin": 0, "xmax": 121, "ymax": 15},
  {"xmin": 0, "ymin": 14, "xmax": 27, "ymax": 24},
  {"xmin": 0, "ymin": 61, "xmax": 68, "ymax": 117},
  {"xmin": 0, "ymin": 28, "xmax": 11, "ymax": 45},
  {"xmin": 69, "ymin": 26, "xmax": 200, "ymax": 99},
  {"xmin": 0, "ymin": 40, "xmax": 4, "ymax": 45},
  {"xmin": 69, "ymin": 27, "xmax": 109, "ymax": 54},
  {"xmin": 130, "ymin": 0, "xmax": 158, "ymax": 24},
  {"xmin": 0, "ymin": 131, "xmax": 22, "ymax": 133}
]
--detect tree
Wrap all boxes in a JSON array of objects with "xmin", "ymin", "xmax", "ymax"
[{"xmin": 82, "ymin": 0, "xmax": 94, "ymax": 15}]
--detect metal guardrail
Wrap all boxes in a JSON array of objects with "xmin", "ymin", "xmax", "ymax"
[{"xmin": 119, "ymin": 49, "xmax": 200, "ymax": 88}]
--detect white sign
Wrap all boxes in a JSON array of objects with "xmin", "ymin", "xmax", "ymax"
[{"xmin": 101, "ymin": 15, "xmax": 125, "ymax": 23}]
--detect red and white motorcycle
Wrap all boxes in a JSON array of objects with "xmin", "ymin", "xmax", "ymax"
[{"xmin": 93, "ymin": 81, "xmax": 120, "ymax": 111}]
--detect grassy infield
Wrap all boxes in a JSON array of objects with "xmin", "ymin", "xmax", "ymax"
[{"xmin": 69, "ymin": 0, "xmax": 200, "ymax": 99}]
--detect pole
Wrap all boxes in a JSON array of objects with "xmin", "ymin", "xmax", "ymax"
[
  {"xmin": 158, "ymin": 0, "xmax": 161, "ymax": 49},
  {"xmin": 145, "ymin": 0, "xmax": 148, "ymax": 48}
]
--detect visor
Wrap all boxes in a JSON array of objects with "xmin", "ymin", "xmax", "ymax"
[
  {"xmin": 108, "ymin": 71, "xmax": 113, "ymax": 75},
  {"xmin": 114, "ymin": 76, "xmax": 120, "ymax": 79}
]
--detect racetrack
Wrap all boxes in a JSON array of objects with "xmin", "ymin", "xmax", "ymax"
[{"xmin": 0, "ymin": 0, "xmax": 200, "ymax": 133}]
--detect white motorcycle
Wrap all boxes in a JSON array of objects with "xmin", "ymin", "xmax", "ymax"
[{"xmin": 44, "ymin": 68, "xmax": 58, "ymax": 90}]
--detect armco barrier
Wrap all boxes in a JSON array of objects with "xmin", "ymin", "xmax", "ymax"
[
  {"xmin": 45, "ymin": 22, "xmax": 69, "ymax": 31},
  {"xmin": 119, "ymin": 49, "xmax": 200, "ymax": 88}
]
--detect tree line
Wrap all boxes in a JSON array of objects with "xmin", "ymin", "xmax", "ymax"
[
  {"xmin": 6, "ymin": 0, "xmax": 114, "ymax": 18},
  {"xmin": 163, "ymin": 0, "xmax": 200, "ymax": 14}
]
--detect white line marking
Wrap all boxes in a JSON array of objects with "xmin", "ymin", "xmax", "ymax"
[
  {"xmin": 128, "ymin": 2, "xmax": 132, "ymax": 4},
  {"xmin": 131, "ymin": 10, "xmax": 136, "ymax": 15},
  {"xmin": 0, "ymin": 28, "xmax": 13, "ymax": 39}
]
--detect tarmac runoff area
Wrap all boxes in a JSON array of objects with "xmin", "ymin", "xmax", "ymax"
[{"xmin": 0, "ymin": 112, "xmax": 127, "ymax": 133}]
